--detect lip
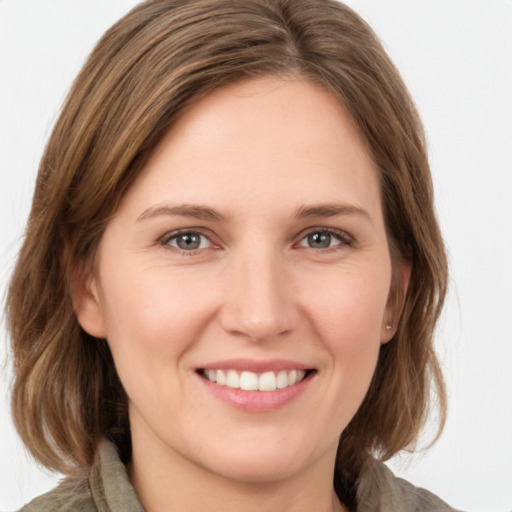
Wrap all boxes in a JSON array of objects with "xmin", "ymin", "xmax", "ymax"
[
  {"xmin": 196, "ymin": 359, "xmax": 316, "ymax": 412},
  {"xmin": 199, "ymin": 358, "xmax": 312, "ymax": 373}
]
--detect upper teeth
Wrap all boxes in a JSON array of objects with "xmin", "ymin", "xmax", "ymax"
[{"xmin": 204, "ymin": 369, "xmax": 307, "ymax": 391}]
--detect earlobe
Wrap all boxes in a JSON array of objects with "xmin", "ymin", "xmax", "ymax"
[
  {"xmin": 70, "ymin": 264, "xmax": 107, "ymax": 339},
  {"xmin": 381, "ymin": 258, "xmax": 412, "ymax": 344},
  {"xmin": 380, "ymin": 322, "xmax": 395, "ymax": 344}
]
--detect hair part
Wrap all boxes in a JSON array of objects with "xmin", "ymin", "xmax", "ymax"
[{"xmin": 7, "ymin": 1, "xmax": 447, "ymax": 508}]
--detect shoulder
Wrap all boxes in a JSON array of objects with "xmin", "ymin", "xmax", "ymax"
[
  {"xmin": 357, "ymin": 458, "xmax": 464, "ymax": 512},
  {"xmin": 20, "ymin": 475, "xmax": 96, "ymax": 512},
  {"xmin": 19, "ymin": 439, "xmax": 144, "ymax": 512}
]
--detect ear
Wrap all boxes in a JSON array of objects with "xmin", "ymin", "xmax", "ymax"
[
  {"xmin": 70, "ymin": 262, "xmax": 107, "ymax": 339},
  {"xmin": 381, "ymin": 258, "xmax": 412, "ymax": 344}
]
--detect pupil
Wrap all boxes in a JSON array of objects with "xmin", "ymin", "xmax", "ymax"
[
  {"xmin": 309, "ymin": 232, "xmax": 331, "ymax": 248},
  {"xmin": 177, "ymin": 233, "xmax": 200, "ymax": 250}
]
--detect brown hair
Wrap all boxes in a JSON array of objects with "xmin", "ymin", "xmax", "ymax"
[{"xmin": 6, "ymin": 0, "xmax": 447, "ymax": 507}]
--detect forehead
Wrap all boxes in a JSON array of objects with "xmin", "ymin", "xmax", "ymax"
[{"xmin": 117, "ymin": 77, "xmax": 381, "ymax": 222}]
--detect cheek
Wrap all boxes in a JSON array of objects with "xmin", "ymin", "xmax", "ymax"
[
  {"xmin": 302, "ymin": 266, "xmax": 390, "ymax": 396},
  {"xmin": 283, "ymin": 265, "xmax": 391, "ymax": 440},
  {"xmin": 97, "ymin": 266, "xmax": 217, "ymax": 382},
  {"xmin": 305, "ymin": 269, "xmax": 390, "ymax": 345}
]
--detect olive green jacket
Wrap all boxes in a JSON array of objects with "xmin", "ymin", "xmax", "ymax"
[{"xmin": 21, "ymin": 439, "xmax": 461, "ymax": 511}]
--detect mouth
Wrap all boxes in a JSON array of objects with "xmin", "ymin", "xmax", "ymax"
[{"xmin": 197, "ymin": 368, "xmax": 315, "ymax": 392}]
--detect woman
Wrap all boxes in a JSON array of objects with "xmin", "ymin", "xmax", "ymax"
[{"xmin": 6, "ymin": 1, "xmax": 458, "ymax": 510}]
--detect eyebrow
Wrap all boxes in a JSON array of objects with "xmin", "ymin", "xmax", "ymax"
[
  {"xmin": 294, "ymin": 203, "xmax": 371, "ymax": 220},
  {"xmin": 136, "ymin": 202, "xmax": 370, "ymax": 223},
  {"xmin": 137, "ymin": 203, "xmax": 227, "ymax": 222}
]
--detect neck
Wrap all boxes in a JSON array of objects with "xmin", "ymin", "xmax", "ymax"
[{"xmin": 129, "ymin": 429, "xmax": 347, "ymax": 512}]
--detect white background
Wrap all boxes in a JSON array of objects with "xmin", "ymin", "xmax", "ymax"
[{"xmin": 1, "ymin": 1, "xmax": 511, "ymax": 510}]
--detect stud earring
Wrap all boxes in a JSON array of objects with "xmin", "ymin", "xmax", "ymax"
[{"xmin": 385, "ymin": 324, "xmax": 392, "ymax": 331}]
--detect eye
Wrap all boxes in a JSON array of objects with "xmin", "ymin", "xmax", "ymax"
[
  {"xmin": 298, "ymin": 229, "xmax": 352, "ymax": 250},
  {"xmin": 162, "ymin": 230, "xmax": 212, "ymax": 251}
]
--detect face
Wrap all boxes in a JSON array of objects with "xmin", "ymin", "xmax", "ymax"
[{"xmin": 77, "ymin": 78, "xmax": 407, "ymax": 485}]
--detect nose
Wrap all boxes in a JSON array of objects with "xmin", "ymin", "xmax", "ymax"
[{"xmin": 218, "ymin": 248, "xmax": 300, "ymax": 343}]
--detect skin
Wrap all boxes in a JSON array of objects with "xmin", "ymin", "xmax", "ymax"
[{"xmin": 76, "ymin": 77, "xmax": 409, "ymax": 512}]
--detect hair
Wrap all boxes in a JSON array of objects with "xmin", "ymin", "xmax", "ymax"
[{"xmin": 6, "ymin": 0, "xmax": 447, "ymax": 508}]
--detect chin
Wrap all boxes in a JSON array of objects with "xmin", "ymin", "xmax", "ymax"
[
  {"xmin": 212, "ymin": 455, "xmax": 307, "ymax": 484},
  {"xmin": 195, "ymin": 434, "xmax": 334, "ymax": 485}
]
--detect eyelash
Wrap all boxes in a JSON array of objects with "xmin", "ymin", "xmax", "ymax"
[
  {"xmin": 297, "ymin": 227, "xmax": 354, "ymax": 251},
  {"xmin": 160, "ymin": 229, "xmax": 216, "ymax": 254},
  {"xmin": 159, "ymin": 227, "xmax": 354, "ymax": 254}
]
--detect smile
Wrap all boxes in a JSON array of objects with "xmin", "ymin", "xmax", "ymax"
[{"xmin": 199, "ymin": 369, "xmax": 309, "ymax": 391}]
